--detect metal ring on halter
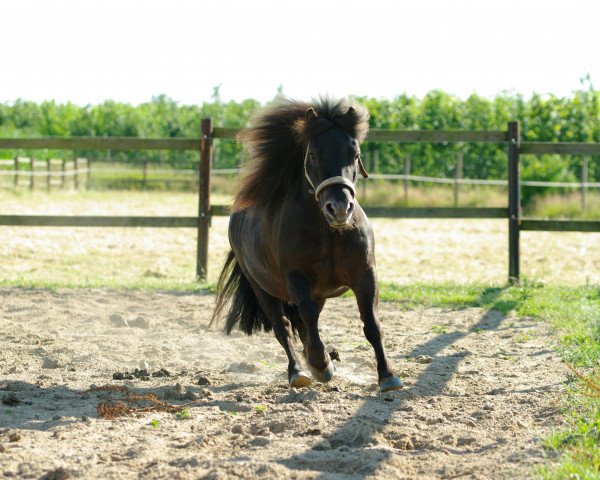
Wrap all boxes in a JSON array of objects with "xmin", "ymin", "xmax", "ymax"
[{"xmin": 304, "ymin": 141, "xmax": 357, "ymax": 203}]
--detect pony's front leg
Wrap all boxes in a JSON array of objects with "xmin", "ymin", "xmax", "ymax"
[
  {"xmin": 352, "ymin": 268, "xmax": 403, "ymax": 392},
  {"xmin": 287, "ymin": 273, "xmax": 334, "ymax": 383}
]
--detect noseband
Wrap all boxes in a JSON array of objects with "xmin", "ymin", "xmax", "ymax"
[{"xmin": 303, "ymin": 140, "xmax": 369, "ymax": 203}]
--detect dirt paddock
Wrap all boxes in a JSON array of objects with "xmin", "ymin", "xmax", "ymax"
[{"xmin": 0, "ymin": 288, "xmax": 564, "ymax": 479}]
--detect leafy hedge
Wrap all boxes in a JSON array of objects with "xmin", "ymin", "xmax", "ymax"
[{"xmin": 1, "ymin": 86, "xmax": 599, "ymax": 199}]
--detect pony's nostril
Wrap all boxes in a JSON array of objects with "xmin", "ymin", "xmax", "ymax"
[
  {"xmin": 347, "ymin": 202, "xmax": 354, "ymax": 214},
  {"xmin": 325, "ymin": 202, "xmax": 335, "ymax": 216}
]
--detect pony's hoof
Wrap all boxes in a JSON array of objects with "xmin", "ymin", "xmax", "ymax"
[
  {"xmin": 309, "ymin": 362, "xmax": 335, "ymax": 383},
  {"xmin": 379, "ymin": 376, "xmax": 403, "ymax": 392},
  {"xmin": 289, "ymin": 371, "xmax": 312, "ymax": 388}
]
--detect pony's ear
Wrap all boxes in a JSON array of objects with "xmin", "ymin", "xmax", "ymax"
[
  {"xmin": 305, "ymin": 108, "xmax": 318, "ymax": 122},
  {"xmin": 341, "ymin": 103, "xmax": 369, "ymax": 143},
  {"xmin": 346, "ymin": 106, "xmax": 358, "ymax": 120}
]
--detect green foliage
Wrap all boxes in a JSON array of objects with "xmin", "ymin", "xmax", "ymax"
[
  {"xmin": 521, "ymin": 154, "xmax": 578, "ymax": 204},
  {"xmin": 175, "ymin": 408, "xmax": 191, "ymax": 420},
  {"xmin": 1, "ymin": 87, "xmax": 600, "ymax": 205},
  {"xmin": 430, "ymin": 325, "xmax": 448, "ymax": 334}
]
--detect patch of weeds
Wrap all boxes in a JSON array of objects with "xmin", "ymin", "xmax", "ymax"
[
  {"xmin": 471, "ymin": 327, "xmax": 483, "ymax": 333},
  {"xmin": 431, "ymin": 325, "xmax": 448, "ymax": 335},
  {"xmin": 540, "ymin": 347, "xmax": 600, "ymax": 477},
  {"xmin": 514, "ymin": 331, "xmax": 534, "ymax": 343},
  {"xmin": 175, "ymin": 408, "xmax": 191, "ymax": 420},
  {"xmin": 255, "ymin": 405, "xmax": 268, "ymax": 413},
  {"xmin": 539, "ymin": 398, "xmax": 600, "ymax": 478},
  {"xmin": 258, "ymin": 360, "xmax": 278, "ymax": 370},
  {"xmin": 150, "ymin": 419, "xmax": 159, "ymax": 428},
  {"xmin": 228, "ymin": 411, "xmax": 238, "ymax": 417},
  {"xmin": 351, "ymin": 340, "xmax": 370, "ymax": 349},
  {"xmin": 4, "ymin": 409, "xmax": 12, "ymax": 415}
]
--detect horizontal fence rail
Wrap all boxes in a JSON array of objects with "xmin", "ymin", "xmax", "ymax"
[
  {"xmin": 0, "ymin": 137, "xmax": 201, "ymax": 150},
  {"xmin": 361, "ymin": 207, "xmax": 508, "ymax": 218},
  {"xmin": 0, "ymin": 168, "xmax": 89, "ymax": 177},
  {"xmin": 1, "ymin": 121, "xmax": 600, "ymax": 282},
  {"xmin": 520, "ymin": 142, "xmax": 600, "ymax": 155},
  {"xmin": 0, "ymin": 215, "xmax": 199, "ymax": 228},
  {"xmin": 520, "ymin": 220, "xmax": 600, "ymax": 232}
]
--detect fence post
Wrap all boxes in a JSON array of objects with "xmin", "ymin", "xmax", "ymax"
[
  {"xmin": 454, "ymin": 152, "xmax": 463, "ymax": 207},
  {"xmin": 143, "ymin": 161, "xmax": 148, "ymax": 189},
  {"xmin": 404, "ymin": 154, "xmax": 411, "ymax": 205},
  {"xmin": 507, "ymin": 121, "xmax": 521, "ymax": 284},
  {"xmin": 581, "ymin": 156, "xmax": 589, "ymax": 212},
  {"xmin": 86, "ymin": 158, "xmax": 91, "ymax": 189},
  {"xmin": 74, "ymin": 159, "xmax": 80, "ymax": 190},
  {"xmin": 61, "ymin": 159, "xmax": 66, "ymax": 188},
  {"xmin": 47, "ymin": 159, "xmax": 51, "ymax": 192},
  {"xmin": 197, "ymin": 118, "xmax": 213, "ymax": 279},
  {"xmin": 14, "ymin": 156, "xmax": 19, "ymax": 187},
  {"xmin": 373, "ymin": 146, "xmax": 379, "ymax": 174},
  {"xmin": 30, "ymin": 157, "xmax": 35, "ymax": 191}
]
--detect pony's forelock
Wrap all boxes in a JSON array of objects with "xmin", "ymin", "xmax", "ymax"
[{"xmin": 293, "ymin": 97, "xmax": 369, "ymax": 144}]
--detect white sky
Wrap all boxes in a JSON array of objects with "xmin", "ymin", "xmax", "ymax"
[{"xmin": 2, "ymin": 0, "xmax": 599, "ymax": 105}]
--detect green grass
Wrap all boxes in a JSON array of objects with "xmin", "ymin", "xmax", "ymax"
[
  {"xmin": 175, "ymin": 408, "xmax": 192, "ymax": 420},
  {"xmin": 528, "ymin": 191, "xmax": 600, "ymax": 220}
]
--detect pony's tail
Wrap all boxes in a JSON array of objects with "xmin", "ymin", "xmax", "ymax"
[
  {"xmin": 211, "ymin": 250, "xmax": 272, "ymax": 335},
  {"xmin": 283, "ymin": 302, "xmax": 302, "ymax": 335}
]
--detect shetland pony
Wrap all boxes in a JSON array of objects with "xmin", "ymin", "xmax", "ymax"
[{"xmin": 212, "ymin": 98, "xmax": 402, "ymax": 392}]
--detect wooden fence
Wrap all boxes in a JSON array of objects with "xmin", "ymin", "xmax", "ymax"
[
  {"xmin": 1, "ymin": 121, "xmax": 599, "ymax": 283},
  {"xmin": 0, "ymin": 157, "xmax": 89, "ymax": 190}
]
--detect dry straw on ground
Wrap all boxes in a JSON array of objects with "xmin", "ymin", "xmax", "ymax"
[{"xmin": 1, "ymin": 190, "xmax": 599, "ymax": 287}]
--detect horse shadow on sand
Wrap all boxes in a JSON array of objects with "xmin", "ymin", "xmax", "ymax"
[{"xmin": 276, "ymin": 288, "xmax": 561, "ymax": 478}]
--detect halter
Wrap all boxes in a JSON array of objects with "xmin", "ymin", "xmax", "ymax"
[{"xmin": 303, "ymin": 140, "xmax": 369, "ymax": 203}]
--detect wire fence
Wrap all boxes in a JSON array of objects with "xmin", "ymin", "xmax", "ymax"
[{"xmin": 3, "ymin": 159, "xmax": 600, "ymax": 187}]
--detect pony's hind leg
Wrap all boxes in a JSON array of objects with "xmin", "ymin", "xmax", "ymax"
[
  {"xmin": 287, "ymin": 273, "xmax": 333, "ymax": 383},
  {"xmin": 247, "ymin": 280, "xmax": 311, "ymax": 388},
  {"xmin": 272, "ymin": 310, "xmax": 312, "ymax": 388},
  {"xmin": 300, "ymin": 300, "xmax": 335, "ymax": 383}
]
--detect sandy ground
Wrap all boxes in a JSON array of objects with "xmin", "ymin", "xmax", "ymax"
[{"xmin": 0, "ymin": 288, "xmax": 565, "ymax": 479}]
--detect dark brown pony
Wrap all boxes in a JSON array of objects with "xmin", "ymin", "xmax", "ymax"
[{"xmin": 212, "ymin": 97, "xmax": 402, "ymax": 392}]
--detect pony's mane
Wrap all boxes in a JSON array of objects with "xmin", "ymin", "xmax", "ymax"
[{"xmin": 233, "ymin": 97, "xmax": 369, "ymax": 212}]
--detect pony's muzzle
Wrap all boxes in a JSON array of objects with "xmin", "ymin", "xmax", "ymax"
[{"xmin": 324, "ymin": 200, "xmax": 354, "ymax": 226}]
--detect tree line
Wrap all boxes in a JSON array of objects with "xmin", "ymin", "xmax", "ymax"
[{"xmin": 1, "ymin": 85, "xmax": 599, "ymax": 192}]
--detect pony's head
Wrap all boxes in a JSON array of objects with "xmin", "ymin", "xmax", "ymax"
[
  {"xmin": 295, "ymin": 101, "xmax": 369, "ymax": 229},
  {"xmin": 234, "ymin": 97, "xmax": 369, "ymax": 224}
]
